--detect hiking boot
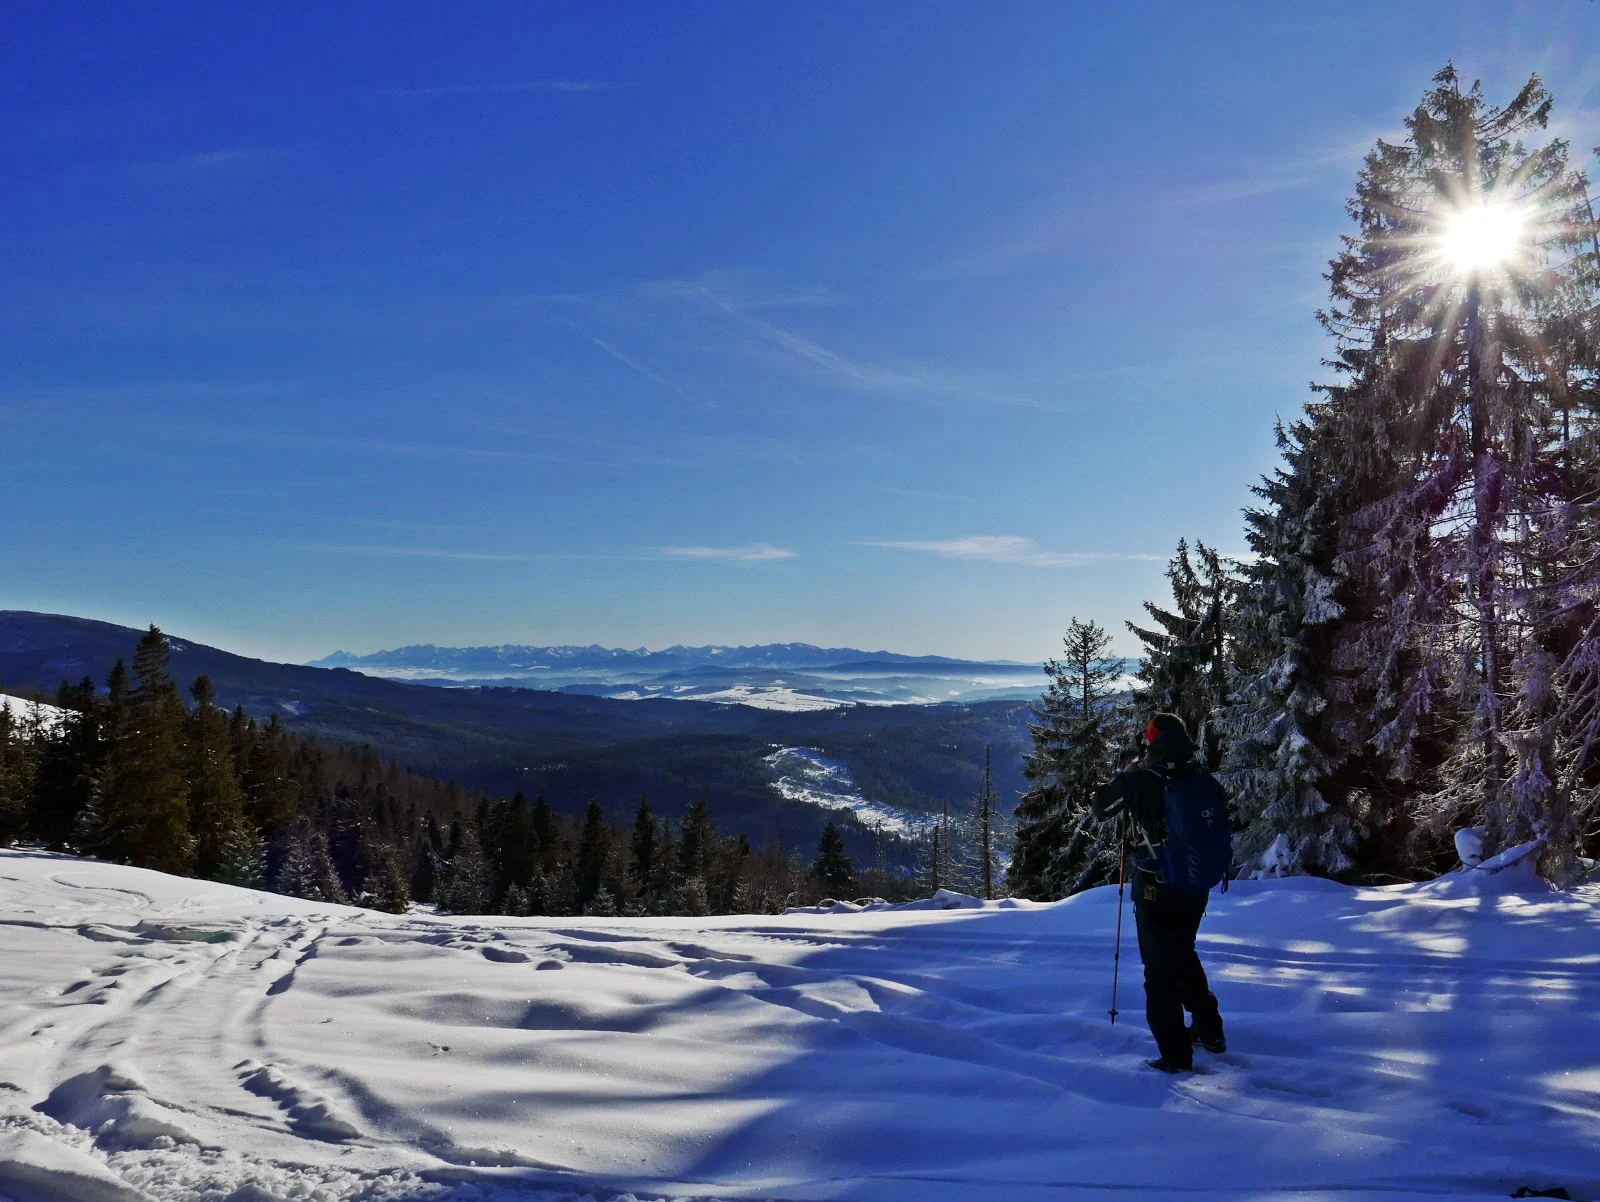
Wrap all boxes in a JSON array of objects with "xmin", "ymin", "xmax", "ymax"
[
  {"xmin": 1145, "ymin": 1057, "xmax": 1193, "ymax": 1074},
  {"xmin": 1187, "ymin": 1024, "xmax": 1226, "ymax": 1054}
]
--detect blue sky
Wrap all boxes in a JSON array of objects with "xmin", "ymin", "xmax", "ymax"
[{"xmin": 4, "ymin": 2, "xmax": 1597, "ymax": 664}]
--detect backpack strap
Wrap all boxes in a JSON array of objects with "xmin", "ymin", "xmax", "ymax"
[{"xmin": 1134, "ymin": 767, "xmax": 1168, "ymax": 874}]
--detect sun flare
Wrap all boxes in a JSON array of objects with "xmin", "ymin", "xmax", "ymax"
[{"xmin": 1439, "ymin": 202, "xmax": 1525, "ymax": 273}]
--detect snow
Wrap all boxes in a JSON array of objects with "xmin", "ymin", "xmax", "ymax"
[
  {"xmin": 1455, "ymin": 826, "xmax": 1486, "ymax": 868},
  {"xmin": 0, "ymin": 694, "xmax": 68, "ymax": 730},
  {"xmin": 676, "ymin": 686, "xmax": 845, "ymax": 712},
  {"xmin": 612, "ymin": 686, "xmax": 847, "ymax": 712},
  {"xmin": 763, "ymin": 747, "xmax": 920, "ymax": 834},
  {"xmin": 1254, "ymin": 832, "xmax": 1295, "ymax": 878},
  {"xmin": 0, "ymin": 851, "xmax": 1596, "ymax": 1202},
  {"xmin": 1422, "ymin": 837, "xmax": 1552, "ymax": 899}
]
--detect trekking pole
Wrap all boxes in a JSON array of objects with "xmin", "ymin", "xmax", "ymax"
[{"xmin": 1109, "ymin": 817, "xmax": 1129, "ymax": 1024}]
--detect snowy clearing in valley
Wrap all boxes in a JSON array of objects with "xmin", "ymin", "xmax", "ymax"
[
  {"xmin": 763, "ymin": 747, "xmax": 920, "ymax": 835},
  {"xmin": 668, "ymin": 686, "xmax": 846, "ymax": 712},
  {"xmin": 0, "ymin": 850, "xmax": 1595, "ymax": 1202}
]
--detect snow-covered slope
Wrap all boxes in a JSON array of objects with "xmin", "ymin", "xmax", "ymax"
[
  {"xmin": 0, "ymin": 850, "xmax": 1595, "ymax": 1202},
  {"xmin": 0, "ymin": 694, "xmax": 67, "ymax": 729}
]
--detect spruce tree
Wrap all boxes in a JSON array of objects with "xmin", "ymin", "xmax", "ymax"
[
  {"xmin": 1216, "ymin": 421, "xmax": 1367, "ymax": 875},
  {"xmin": 411, "ymin": 841, "xmax": 441, "ymax": 905},
  {"xmin": 441, "ymin": 825, "xmax": 491, "ymax": 914},
  {"xmin": 971, "ymin": 744, "xmax": 1005, "ymax": 899},
  {"xmin": 677, "ymin": 798, "xmax": 715, "ymax": 883},
  {"xmin": 30, "ymin": 678, "xmax": 103, "ymax": 849},
  {"xmin": 186, "ymin": 676, "xmax": 261, "ymax": 882},
  {"xmin": 359, "ymin": 845, "xmax": 411, "ymax": 913},
  {"xmin": 630, "ymin": 793, "xmax": 656, "ymax": 888},
  {"xmin": 1008, "ymin": 619, "xmax": 1128, "ymax": 900},
  {"xmin": 1128, "ymin": 542, "xmax": 1238, "ymax": 770},
  {"xmin": 647, "ymin": 816, "xmax": 678, "ymax": 912},
  {"xmin": 275, "ymin": 820, "xmax": 347, "ymax": 905},
  {"xmin": 530, "ymin": 795, "xmax": 559, "ymax": 876},
  {"xmin": 574, "ymin": 798, "xmax": 610, "ymax": 906},
  {"xmin": 75, "ymin": 661, "xmax": 129, "ymax": 857},
  {"xmin": 0, "ymin": 701, "xmax": 32, "ymax": 843},
  {"xmin": 87, "ymin": 629, "xmax": 195, "ymax": 874},
  {"xmin": 812, "ymin": 820, "xmax": 854, "ymax": 896},
  {"xmin": 501, "ymin": 882, "xmax": 532, "ymax": 916},
  {"xmin": 243, "ymin": 715, "xmax": 299, "ymax": 838},
  {"xmin": 1321, "ymin": 67, "xmax": 1600, "ymax": 872},
  {"xmin": 228, "ymin": 706, "xmax": 253, "ymax": 786},
  {"xmin": 582, "ymin": 884, "xmax": 619, "ymax": 917},
  {"xmin": 491, "ymin": 792, "xmax": 537, "ymax": 903}
]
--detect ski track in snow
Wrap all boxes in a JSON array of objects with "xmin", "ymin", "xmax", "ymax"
[{"xmin": 0, "ymin": 851, "xmax": 1596, "ymax": 1202}]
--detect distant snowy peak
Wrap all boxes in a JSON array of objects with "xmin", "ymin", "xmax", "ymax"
[{"xmin": 309, "ymin": 641, "xmax": 1009, "ymax": 674}]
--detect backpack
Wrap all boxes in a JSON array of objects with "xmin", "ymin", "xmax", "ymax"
[{"xmin": 1143, "ymin": 768, "xmax": 1233, "ymax": 892}]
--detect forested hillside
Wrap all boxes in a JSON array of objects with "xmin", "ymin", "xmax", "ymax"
[
  {"xmin": 0, "ymin": 626, "xmax": 951, "ymax": 915},
  {"xmin": 0, "ymin": 610, "xmax": 1030, "ymax": 866}
]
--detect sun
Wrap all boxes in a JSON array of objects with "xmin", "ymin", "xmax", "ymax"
[{"xmin": 1439, "ymin": 202, "xmax": 1525, "ymax": 273}]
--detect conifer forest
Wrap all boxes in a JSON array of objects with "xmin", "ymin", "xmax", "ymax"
[{"xmin": 0, "ymin": 625, "xmax": 921, "ymax": 916}]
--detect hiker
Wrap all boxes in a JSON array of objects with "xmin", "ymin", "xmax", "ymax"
[{"xmin": 1091, "ymin": 712, "xmax": 1229, "ymax": 1074}]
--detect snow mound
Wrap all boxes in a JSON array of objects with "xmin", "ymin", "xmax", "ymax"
[
  {"xmin": 38, "ymin": 1065, "xmax": 198, "ymax": 1151},
  {"xmin": 785, "ymin": 888, "xmax": 1023, "ymax": 915},
  {"xmin": 1416, "ymin": 837, "xmax": 1552, "ymax": 898},
  {"xmin": 1455, "ymin": 825, "xmax": 1486, "ymax": 868}
]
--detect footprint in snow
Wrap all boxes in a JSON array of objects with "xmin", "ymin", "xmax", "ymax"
[
  {"xmin": 234, "ymin": 1059, "xmax": 361, "ymax": 1142},
  {"xmin": 480, "ymin": 946, "xmax": 532, "ymax": 964}
]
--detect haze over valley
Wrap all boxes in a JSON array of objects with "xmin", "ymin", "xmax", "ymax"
[{"xmin": 310, "ymin": 640, "xmax": 1057, "ymax": 709}]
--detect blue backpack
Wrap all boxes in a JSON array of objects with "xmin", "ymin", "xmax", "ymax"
[{"xmin": 1143, "ymin": 768, "xmax": 1233, "ymax": 892}]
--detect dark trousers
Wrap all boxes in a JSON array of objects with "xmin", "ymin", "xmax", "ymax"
[{"xmin": 1133, "ymin": 879, "xmax": 1222, "ymax": 1065}]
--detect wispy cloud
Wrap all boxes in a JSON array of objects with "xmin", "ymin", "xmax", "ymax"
[
  {"xmin": 148, "ymin": 144, "xmax": 309, "ymax": 179},
  {"xmin": 862, "ymin": 536, "xmax": 1163, "ymax": 568},
  {"xmin": 1170, "ymin": 136, "xmax": 1378, "ymax": 207},
  {"xmin": 660, "ymin": 543, "xmax": 796, "ymax": 563},
  {"xmin": 517, "ymin": 270, "xmax": 1051, "ymax": 411},
  {"xmin": 296, "ymin": 543, "xmax": 540, "ymax": 562},
  {"xmin": 636, "ymin": 274, "xmax": 1056, "ymax": 412},
  {"xmin": 561, "ymin": 318, "xmax": 691, "ymax": 400},
  {"xmin": 295, "ymin": 435, "xmax": 531, "ymax": 461},
  {"xmin": 921, "ymin": 220, "xmax": 1081, "ymax": 282},
  {"xmin": 883, "ymin": 485, "xmax": 974, "ymax": 502},
  {"xmin": 297, "ymin": 542, "xmax": 648, "ymax": 564},
  {"xmin": 340, "ymin": 518, "xmax": 474, "ymax": 534},
  {"xmin": 926, "ymin": 134, "xmax": 1377, "ymax": 280},
  {"xmin": 382, "ymin": 79, "xmax": 616, "ymax": 98}
]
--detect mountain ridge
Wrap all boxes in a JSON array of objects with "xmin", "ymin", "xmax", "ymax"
[{"xmin": 309, "ymin": 641, "xmax": 1028, "ymax": 673}]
